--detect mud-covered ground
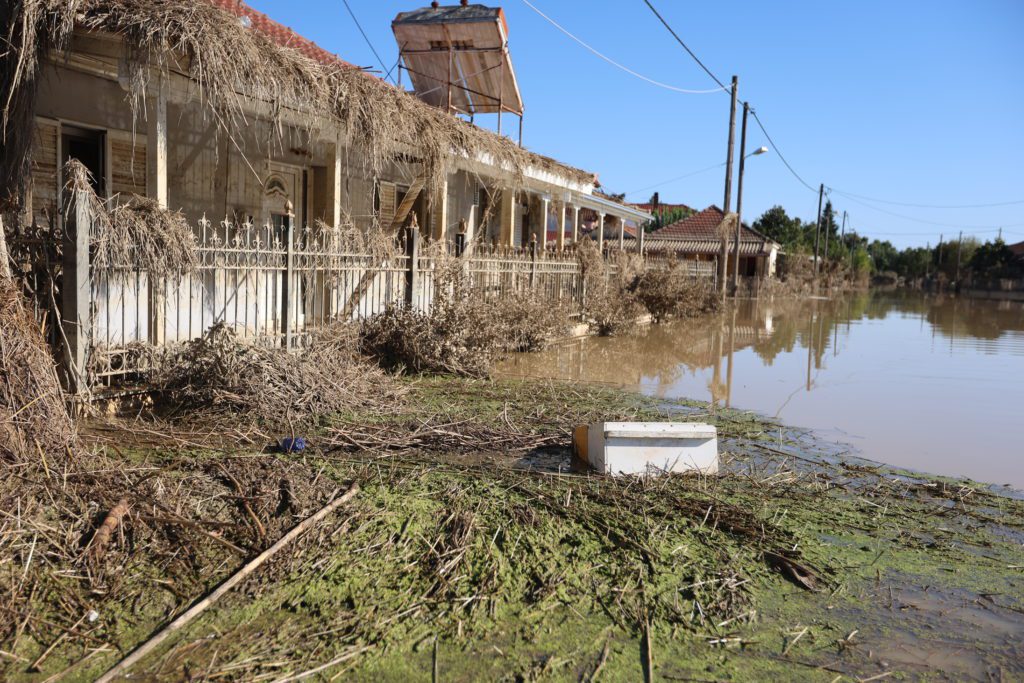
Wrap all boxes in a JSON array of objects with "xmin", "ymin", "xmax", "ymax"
[{"xmin": 4, "ymin": 377, "xmax": 1022, "ymax": 682}]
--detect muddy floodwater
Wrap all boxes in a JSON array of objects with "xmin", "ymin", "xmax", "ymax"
[{"xmin": 498, "ymin": 291, "xmax": 1024, "ymax": 489}]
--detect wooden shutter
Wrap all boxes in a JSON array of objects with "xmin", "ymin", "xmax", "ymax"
[
  {"xmin": 31, "ymin": 120, "xmax": 60, "ymax": 227},
  {"xmin": 110, "ymin": 132, "xmax": 147, "ymax": 199},
  {"xmin": 377, "ymin": 181, "xmax": 396, "ymax": 228}
]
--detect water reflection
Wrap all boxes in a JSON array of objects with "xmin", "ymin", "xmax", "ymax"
[{"xmin": 497, "ymin": 292, "xmax": 1024, "ymax": 487}]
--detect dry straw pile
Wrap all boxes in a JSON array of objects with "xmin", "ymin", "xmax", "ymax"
[
  {"xmin": 150, "ymin": 321, "xmax": 404, "ymax": 427},
  {"xmin": 0, "ymin": 278, "xmax": 76, "ymax": 464},
  {"xmin": 360, "ymin": 259, "xmax": 570, "ymax": 377},
  {"xmin": 64, "ymin": 159, "xmax": 199, "ymax": 278}
]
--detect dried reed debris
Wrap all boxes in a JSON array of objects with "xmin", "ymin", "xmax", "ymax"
[
  {"xmin": 150, "ymin": 321, "xmax": 402, "ymax": 426},
  {"xmin": 64, "ymin": 159, "xmax": 199, "ymax": 277},
  {"xmin": 0, "ymin": 277, "xmax": 76, "ymax": 463}
]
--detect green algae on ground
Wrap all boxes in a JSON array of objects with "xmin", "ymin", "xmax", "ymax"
[{"xmin": 5, "ymin": 377, "xmax": 1023, "ymax": 681}]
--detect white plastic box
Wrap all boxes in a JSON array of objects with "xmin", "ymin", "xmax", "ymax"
[{"xmin": 584, "ymin": 422, "xmax": 719, "ymax": 476}]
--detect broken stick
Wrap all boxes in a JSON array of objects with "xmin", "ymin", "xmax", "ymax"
[
  {"xmin": 88, "ymin": 498, "xmax": 130, "ymax": 560},
  {"xmin": 94, "ymin": 483, "xmax": 360, "ymax": 683}
]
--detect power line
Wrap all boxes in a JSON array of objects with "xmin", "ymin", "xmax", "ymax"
[
  {"xmin": 833, "ymin": 189, "xmax": 1024, "ymax": 230},
  {"xmin": 641, "ymin": 0, "xmax": 729, "ymax": 91},
  {"xmin": 749, "ymin": 108, "xmax": 818, "ymax": 193},
  {"xmin": 519, "ymin": 0, "xmax": 728, "ymax": 94},
  {"xmin": 824, "ymin": 187, "xmax": 1024, "ymax": 209},
  {"xmin": 625, "ymin": 161, "xmax": 726, "ymax": 197},
  {"xmin": 341, "ymin": 0, "xmax": 395, "ymax": 85}
]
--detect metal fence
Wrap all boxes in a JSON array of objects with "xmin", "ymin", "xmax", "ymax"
[
  {"xmin": 85, "ymin": 221, "xmax": 606, "ymax": 386},
  {"xmin": 9, "ymin": 203, "xmax": 717, "ymax": 392}
]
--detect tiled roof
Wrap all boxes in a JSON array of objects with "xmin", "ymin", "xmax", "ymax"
[
  {"xmin": 209, "ymin": 0, "xmax": 359, "ymax": 69},
  {"xmin": 644, "ymin": 238, "xmax": 768, "ymax": 256},
  {"xmin": 646, "ymin": 205, "xmax": 778, "ymax": 256},
  {"xmin": 1009, "ymin": 240, "xmax": 1024, "ymax": 258}
]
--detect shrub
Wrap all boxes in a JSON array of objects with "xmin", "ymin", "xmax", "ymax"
[{"xmin": 633, "ymin": 263, "xmax": 720, "ymax": 322}]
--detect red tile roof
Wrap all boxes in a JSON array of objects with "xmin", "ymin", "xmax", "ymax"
[
  {"xmin": 651, "ymin": 205, "xmax": 727, "ymax": 241},
  {"xmin": 1009, "ymin": 240, "xmax": 1024, "ymax": 259},
  {"xmin": 208, "ymin": 0, "xmax": 359, "ymax": 69},
  {"xmin": 645, "ymin": 205, "xmax": 778, "ymax": 256}
]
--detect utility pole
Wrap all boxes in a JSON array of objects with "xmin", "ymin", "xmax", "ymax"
[
  {"xmin": 956, "ymin": 230, "xmax": 963, "ymax": 284},
  {"xmin": 719, "ymin": 75, "xmax": 738, "ymax": 296},
  {"xmin": 823, "ymin": 206, "xmax": 831, "ymax": 272},
  {"xmin": 731, "ymin": 101, "xmax": 749, "ymax": 294},
  {"xmin": 840, "ymin": 210, "xmax": 847, "ymax": 258},
  {"xmin": 813, "ymin": 183, "xmax": 824, "ymax": 277}
]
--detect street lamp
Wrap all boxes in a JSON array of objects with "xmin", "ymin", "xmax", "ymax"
[{"xmin": 731, "ymin": 103, "xmax": 768, "ymax": 295}]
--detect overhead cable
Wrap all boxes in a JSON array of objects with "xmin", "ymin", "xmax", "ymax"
[
  {"xmin": 520, "ymin": 0, "xmax": 728, "ymax": 94},
  {"xmin": 341, "ymin": 0, "xmax": 395, "ymax": 84}
]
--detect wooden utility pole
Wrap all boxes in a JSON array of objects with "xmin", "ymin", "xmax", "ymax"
[
  {"xmin": 956, "ymin": 230, "xmax": 963, "ymax": 284},
  {"xmin": 823, "ymin": 205, "xmax": 831, "ymax": 271},
  {"xmin": 813, "ymin": 183, "xmax": 824, "ymax": 276},
  {"xmin": 731, "ymin": 101, "xmax": 749, "ymax": 294},
  {"xmin": 719, "ymin": 75, "xmax": 738, "ymax": 295}
]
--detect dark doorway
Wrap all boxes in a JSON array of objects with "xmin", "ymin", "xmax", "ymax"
[{"xmin": 61, "ymin": 126, "xmax": 106, "ymax": 197}]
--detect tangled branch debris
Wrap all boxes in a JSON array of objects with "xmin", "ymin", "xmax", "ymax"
[
  {"xmin": 64, "ymin": 159, "xmax": 199, "ymax": 277},
  {"xmin": 0, "ymin": 277, "xmax": 76, "ymax": 463},
  {"xmin": 149, "ymin": 321, "xmax": 403, "ymax": 426},
  {"xmin": 633, "ymin": 261, "xmax": 720, "ymax": 322},
  {"xmin": 360, "ymin": 260, "xmax": 570, "ymax": 377}
]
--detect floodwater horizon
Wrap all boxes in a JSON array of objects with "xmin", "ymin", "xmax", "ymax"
[{"xmin": 497, "ymin": 290, "xmax": 1024, "ymax": 490}]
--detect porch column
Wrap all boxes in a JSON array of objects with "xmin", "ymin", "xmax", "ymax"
[
  {"xmin": 499, "ymin": 188, "xmax": 515, "ymax": 247},
  {"xmin": 556, "ymin": 201, "xmax": 567, "ymax": 251},
  {"xmin": 618, "ymin": 216, "xmax": 625, "ymax": 250},
  {"xmin": 431, "ymin": 179, "xmax": 449, "ymax": 242},
  {"xmin": 147, "ymin": 76, "xmax": 168, "ymax": 346},
  {"xmin": 638, "ymin": 215, "xmax": 645, "ymax": 255},
  {"xmin": 539, "ymin": 196, "xmax": 550, "ymax": 249},
  {"xmin": 62, "ymin": 189, "xmax": 91, "ymax": 395},
  {"xmin": 597, "ymin": 212, "xmax": 605, "ymax": 251},
  {"xmin": 331, "ymin": 135, "xmax": 343, "ymax": 228},
  {"xmin": 572, "ymin": 205, "xmax": 580, "ymax": 244}
]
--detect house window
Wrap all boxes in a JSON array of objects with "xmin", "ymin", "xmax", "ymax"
[{"xmin": 61, "ymin": 125, "xmax": 106, "ymax": 197}]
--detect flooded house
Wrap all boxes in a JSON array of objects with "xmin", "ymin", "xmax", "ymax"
[
  {"xmin": 645, "ymin": 205, "xmax": 781, "ymax": 280},
  {"xmin": 1, "ymin": 0, "xmax": 649, "ymax": 391}
]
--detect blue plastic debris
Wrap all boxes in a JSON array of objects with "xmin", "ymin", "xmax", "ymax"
[{"xmin": 279, "ymin": 437, "xmax": 306, "ymax": 453}]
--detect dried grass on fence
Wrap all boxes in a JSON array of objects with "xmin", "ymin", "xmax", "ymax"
[
  {"xmin": 149, "ymin": 321, "xmax": 402, "ymax": 427},
  {"xmin": 360, "ymin": 259, "xmax": 571, "ymax": 377},
  {"xmin": 634, "ymin": 261, "xmax": 720, "ymax": 322},
  {"xmin": 65, "ymin": 159, "xmax": 198, "ymax": 278},
  {"xmin": 0, "ymin": 278, "xmax": 76, "ymax": 463},
  {"xmin": 577, "ymin": 240, "xmax": 645, "ymax": 336}
]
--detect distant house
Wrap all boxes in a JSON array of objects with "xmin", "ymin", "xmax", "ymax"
[
  {"xmin": 1008, "ymin": 240, "xmax": 1024, "ymax": 262},
  {"xmin": 645, "ymin": 205, "xmax": 781, "ymax": 278}
]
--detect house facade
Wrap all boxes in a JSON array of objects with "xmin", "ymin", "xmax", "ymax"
[
  {"xmin": 2, "ymin": 0, "xmax": 654, "ymax": 392},
  {"xmin": 645, "ymin": 205, "xmax": 781, "ymax": 279}
]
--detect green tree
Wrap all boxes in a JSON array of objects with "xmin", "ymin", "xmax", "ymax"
[
  {"xmin": 969, "ymin": 238, "xmax": 1021, "ymax": 280},
  {"xmin": 867, "ymin": 240, "xmax": 899, "ymax": 273},
  {"xmin": 752, "ymin": 205, "xmax": 806, "ymax": 249}
]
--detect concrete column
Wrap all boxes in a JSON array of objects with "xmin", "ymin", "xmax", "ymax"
[
  {"xmin": 556, "ymin": 201, "xmax": 567, "ymax": 251},
  {"xmin": 597, "ymin": 212, "xmax": 605, "ymax": 251},
  {"xmin": 572, "ymin": 205, "xmax": 580, "ymax": 244},
  {"xmin": 499, "ymin": 188, "xmax": 515, "ymax": 247},
  {"xmin": 431, "ymin": 179, "xmax": 449, "ymax": 242},
  {"xmin": 62, "ymin": 190, "xmax": 92, "ymax": 394},
  {"xmin": 539, "ymin": 196, "xmax": 550, "ymax": 249},
  {"xmin": 146, "ymin": 76, "xmax": 168, "ymax": 346},
  {"xmin": 618, "ymin": 216, "xmax": 625, "ymax": 250},
  {"xmin": 331, "ymin": 135, "xmax": 343, "ymax": 228}
]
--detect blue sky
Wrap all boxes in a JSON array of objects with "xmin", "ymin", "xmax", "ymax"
[{"xmin": 248, "ymin": 0, "xmax": 1024, "ymax": 248}]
